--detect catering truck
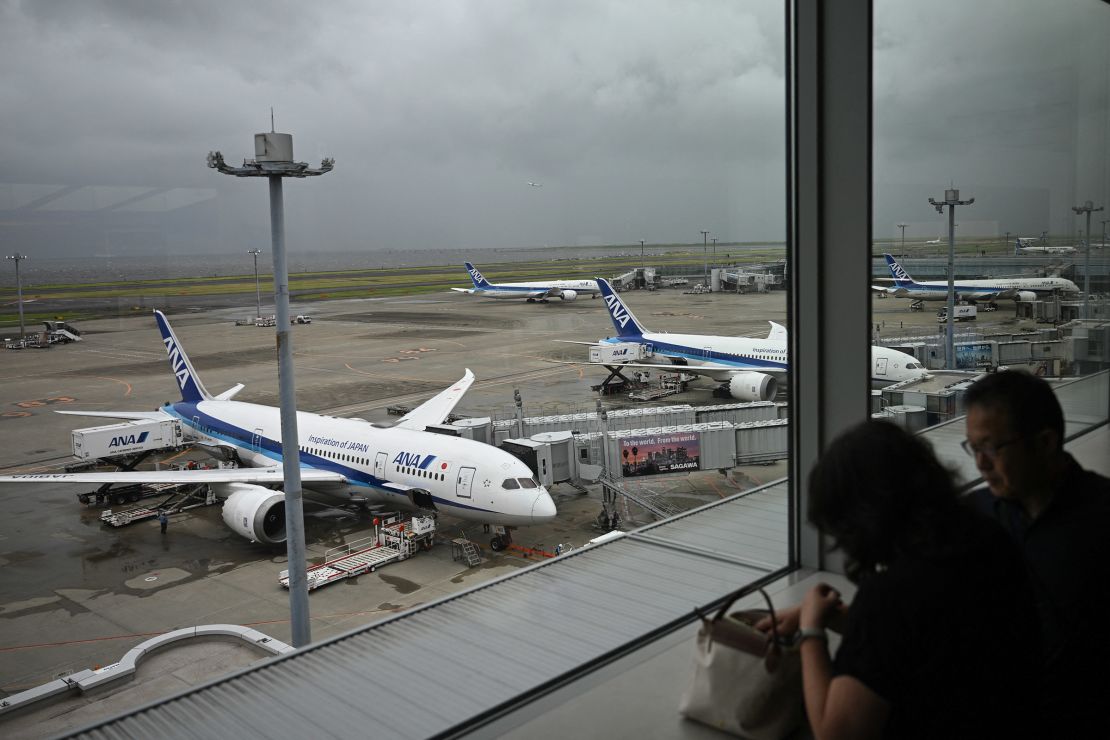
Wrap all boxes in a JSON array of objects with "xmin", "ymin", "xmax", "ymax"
[{"xmin": 71, "ymin": 419, "xmax": 184, "ymax": 461}]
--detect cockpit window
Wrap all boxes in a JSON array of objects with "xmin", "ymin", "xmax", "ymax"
[
  {"xmin": 907, "ymin": 362, "xmax": 920, "ymax": 369},
  {"xmin": 501, "ymin": 478, "xmax": 520, "ymax": 490},
  {"xmin": 517, "ymin": 478, "xmax": 538, "ymax": 488}
]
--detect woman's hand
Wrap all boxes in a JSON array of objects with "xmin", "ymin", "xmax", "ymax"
[
  {"xmin": 800, "ymin": 583, "xmax": 843, "ymax": 630},
  {"xmin": 755, "ymin": 605, "xmax": 800, "ymax": 636}
]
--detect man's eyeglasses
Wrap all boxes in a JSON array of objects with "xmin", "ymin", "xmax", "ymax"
[{"xmin": 961, "ymin": 437, "xmax": 1023, "ymax": 459}]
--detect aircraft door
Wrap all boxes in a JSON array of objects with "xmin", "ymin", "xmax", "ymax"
[
  {"xmin": 875, "ymin": 357, "xmax": 888, "ymax": 377},
  {"xmin": 456, "ymin": 466, "xmax": 476, "ymax": 499},
  {"xmin": 251, "ymin": 428, "xmax": 264, "ymax": 453},
  {"xmin": 374, "ymin": 452, "xmax": 387, "ymax": 479}
]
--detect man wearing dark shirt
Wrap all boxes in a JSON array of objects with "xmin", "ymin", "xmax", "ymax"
[{"xmin": 964, "ymin": 370, "xmax": 1110, "ymax": 737}]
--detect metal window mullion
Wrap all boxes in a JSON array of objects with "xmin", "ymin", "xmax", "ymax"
[{"xmin": 789, "ymin": 0, "xmax": 873, "ymax": 572}]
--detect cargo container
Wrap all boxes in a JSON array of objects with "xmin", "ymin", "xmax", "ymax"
[
  {"xmin": 589, "ymin": 342, "xmax": 652, "ymax": 364},
  {"xmin": 71, "ymin": 418, "xmax": 183, "ymax": 461}
]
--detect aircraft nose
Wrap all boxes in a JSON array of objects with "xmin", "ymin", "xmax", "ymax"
[{"xmin": 531, "ymin": 490, "xmax": 557, "ymax": 523}]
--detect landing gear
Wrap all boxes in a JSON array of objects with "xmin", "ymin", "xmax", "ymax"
[{"xmin": 489, "ymin": 525, "xmax": 514, "ymax": 552}]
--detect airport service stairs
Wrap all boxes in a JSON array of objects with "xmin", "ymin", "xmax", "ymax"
[{"xmin": 460, "ymin": 540, "xmax": 482, "ymax": 567}]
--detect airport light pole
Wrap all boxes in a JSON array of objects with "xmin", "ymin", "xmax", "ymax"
[
  {"xmin": 208, "ymin": 132, "xmax": 334, "ymax": 648},
  {"xmin": 1072, "ymin": 200, "xmax": 1104, "ymax": 320},
  {"xmin": 1005, "ymin": 231, "xmax": 1012, "ymax": 255},
  {"xmin": 248, "ymin": 248, "xmax": 263, "ymax": 319},
  {"xmin": 700, "ymin": 230, "xmax": 710, "ymax": 288},
  {"xmin": 1101, "ymin": 219, "xmax": 1108, "ymax": 250},
  {"xmin": 6, "ymin": 253, "xmax": 27, "ymax": 340},
  {"xmin": 640, "ymin": 239, "xmax": 645, "ymax": 271},
  {"xmin": 897, "ymin": 223, "xmax": 907, "ymax": 259},
  {"xmin": 929, "ymin": 188, "xmax": 974, "ymax": 370}
]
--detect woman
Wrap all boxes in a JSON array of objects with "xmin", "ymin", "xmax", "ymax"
[{"xmin": 764, "ymin": 420, "xmax": 1040, "ymax": 740}]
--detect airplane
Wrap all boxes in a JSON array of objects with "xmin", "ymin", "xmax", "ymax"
[
  {"xmin": 872, "ymin": 254, "xmax": 1079, "ymax": 303},
  {"xmin": 452, "ymin": 262, "xmax": 601, "ymax": 302},
  {"xmin": 0, "ymin": 311, "xmax": 556, "ymax": 551},
  {"xmin": 526, "ymin": 181, "xmax": 543, "ymax": 188},
  {"xmin": 925, "ymin": 238, "xmax": 942, "ymax": 245},
  {"xmin": 1018, "ymin": 242, "xmax": 1077, "ymax": 255},
  {"xmin": 562, "ymin": 279, "xmax": 928, "ymax": 402}
]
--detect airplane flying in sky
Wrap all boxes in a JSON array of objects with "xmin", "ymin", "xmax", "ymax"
[
  {"xmin": 872, "ymin": 254, "xmax": 1079, "ymax": 303},
  {"xmin": 0, "ymin": 311, "xmax": 556, "ymax": 550},
  {"xmin": 452, "ymin": 262, "xmax": 601, "ymax": 302},
  {"xmin": 526, "ymin": 181, "xmax": 542, "ymax": 187},
  {"xmin": 565, "ymin": 279, "xmax": 927, "ymax": 401}
]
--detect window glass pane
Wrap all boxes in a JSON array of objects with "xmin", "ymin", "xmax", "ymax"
[
  {"xmin": 871, "ymin": 1, "xmax": 1109, "ymax": 476},
  {"xmin": 0, "ymin": 1, "xmax": 790, "ymax": 696}
]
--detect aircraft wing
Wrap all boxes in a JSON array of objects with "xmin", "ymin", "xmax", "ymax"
[
  {"xmin": 552, "ymin": 340, "xmax": 606, "ymax": 346},
  {"xmin": 0, "ymin": 467, "xmax": 348, "ymax": 486},
  {"xmin": 55, "ymin": 410, "xmax": 168, "ymax": 421},
  {"xmin": 450, "ymin": 288, "xmax": 475, "ymax": 294},
  {"xmin": 392, "ymin": 369, "xmax": 475, "ymax": 431},
  {"xmin": 871, "ymin": 285, "xmax": 898, "ymax": 295}
]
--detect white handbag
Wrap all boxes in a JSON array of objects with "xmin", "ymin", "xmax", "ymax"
[{"xmin": 678, "ymin": 585, "xmax": 804, "ymax": 739}]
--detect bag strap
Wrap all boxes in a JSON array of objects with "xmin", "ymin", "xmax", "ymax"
[{"xmin": 695, "ymin": 583, "xmax": 782, "ymax": 645}]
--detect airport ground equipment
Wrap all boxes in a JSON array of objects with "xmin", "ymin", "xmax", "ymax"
[
  {"xmin": 98, "ymin": 482, "xmax": 213, "ymax": 526},
  {"xmin": 936, "ymin": 304, "xmax": 977, "ymax": 322},
  {"xmin": 589, "ymin": 342, "xmax": 652, "ymax": 364},
  {"xmin": 279, "ymin": 514, "xmax": 436, "ymax": 591},
  {"xmin": 71, "ymin": 419, "xmax": 183, "ymax": 461},
  {"xmin": 451, "ymin": 537, "xmax": 483, "ymax": 567}
]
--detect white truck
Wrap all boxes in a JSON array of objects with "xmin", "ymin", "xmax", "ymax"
[
  {"xmin": 71, "ymin": 418, "xmax": 184, "ymax": 461},
  {"xmin": 589, "ymin": 342, "xmax": 652, "ymax": 363},
  {"xmin": 936, "ymin": 305, "xmax": 977, "ymax": 322}
]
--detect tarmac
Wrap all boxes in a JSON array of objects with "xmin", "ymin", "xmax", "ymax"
[{"xmin": 0, "ymin": 284, "xmax": 1030, "ymax": 736}]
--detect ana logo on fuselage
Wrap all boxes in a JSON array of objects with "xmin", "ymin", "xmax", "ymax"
[
  {"xmin": 604, "ymin": 295, "xmax": 632, "ymax": 329},
  {"xmin": 162, "ymin": 337, "xmax": 190, "ymax": 390},
  {"xmin": 393, "ymin": 451, "xmax": 437, "ymax": 469}
]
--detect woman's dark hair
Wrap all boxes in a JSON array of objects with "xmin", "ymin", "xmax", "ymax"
[{"xmin": 807, "ymin": 419, "xmax": 961, "ymax": 582}]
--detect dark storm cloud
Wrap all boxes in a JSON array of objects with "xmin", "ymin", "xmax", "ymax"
[{"xmin": 0, "ymin": 0, "xmax": 1105, "ymax": 258}]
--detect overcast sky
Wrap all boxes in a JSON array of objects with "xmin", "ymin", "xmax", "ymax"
[{"xmin": 0, "ymin": 0, "xmax": 1106, "ymax": 259}]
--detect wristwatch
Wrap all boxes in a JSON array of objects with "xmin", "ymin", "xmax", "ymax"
[{"xmin": 796, "ymin": 627, "xmax": 827, "ymax": 644}]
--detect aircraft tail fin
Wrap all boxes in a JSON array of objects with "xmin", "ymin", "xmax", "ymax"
[
  {"xmin": 464, "ymin": 262, "xmax": 493, "ymax": 289},
  {"xmin": 596, "ymin": 279, "xmax": 648, "ymax": 338},
  {"xmin": 153, "ymin": 310, "xmax": 213, "ymax": 403},
  {"xmin": 883, "ymin": 253, "xmax": 916, "ymax": 287}
]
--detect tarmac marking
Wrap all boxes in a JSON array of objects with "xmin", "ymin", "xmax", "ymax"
[{"xmin": 93, "ymin": 376, "xmax": 133, "ymax": 397}]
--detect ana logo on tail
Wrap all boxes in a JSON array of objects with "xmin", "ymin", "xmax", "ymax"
[
  {"xmin": 886, "ymin": 255, "xmax": 913, "ymax": 283},
  {"xmin": 604, "ymin": 294, "xmax": 633, "ymax": 329},
  {"xmin": 467, "ymin": 265, "xmax": 487, "ymax": 286},
  {"xmin": 163, "ymin": 336, "xmax": 192, "ymax": 391}
]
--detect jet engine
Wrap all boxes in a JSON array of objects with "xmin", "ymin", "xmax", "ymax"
[
  {"xmin": 218, "ymin": 483, "xmax": 286, "ymax": 544},
  {"xmin": 1014, "ymin": 290, "xmax": 1037, "ymax": 302},
  {"xmin": 728, "ymin": 372, "xmax": 778, "ymax": 402},
  {"xmin": 557, "ymin": 290, "xmax": 578, "ymax": 301}
]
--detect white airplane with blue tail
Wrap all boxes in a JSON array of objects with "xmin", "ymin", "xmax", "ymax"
[
  {"xmin": 452, "ymin": 262, "xmax": 600, "ymax": 301},
  {"xmin": 873, "ymin": 254, "xmax": 1079, "ymax": 302},
  {"xmin": 0, "ymin": 311, "xmax": 556, "ymax": 550},
  {"xmin": 568, "ymin": 279, "xmax": 928, "ymax": 401}
]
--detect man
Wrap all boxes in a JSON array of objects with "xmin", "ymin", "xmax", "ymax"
[
  {"xmin": 158, "ymin": 510, "xmax": 168, "ymax": 535},
  {"xmin": 963, "ymin": 370, "xmax": 1110, "ymax": 736}
]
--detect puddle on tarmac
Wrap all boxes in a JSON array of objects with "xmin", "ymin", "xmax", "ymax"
[{"xmin": 378, "ymin": 573, "xmax": 420, "ymax": 594}]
